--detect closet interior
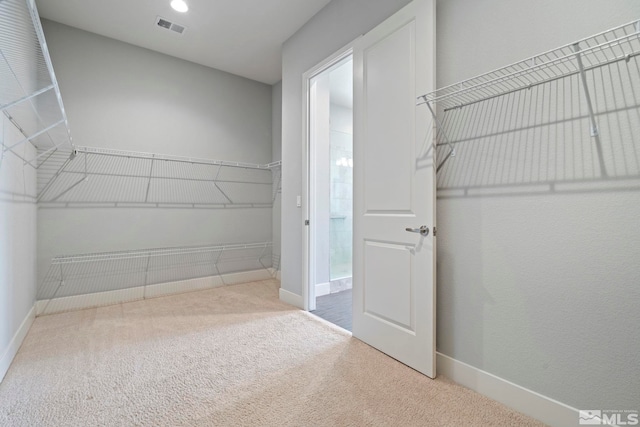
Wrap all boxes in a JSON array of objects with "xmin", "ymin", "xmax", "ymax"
[
  {"xmin": 1, "ymin": 0, "xmax": 281, "ymax": 315},
  {"xmin": 3, "ymin": 0, "xmax": 639, "ymax": 317}
]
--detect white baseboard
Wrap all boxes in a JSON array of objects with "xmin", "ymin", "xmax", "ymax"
[
  {"xmin": 436, "ymin": 352, "xmax": 585, "ymax": 427},
  {"xmin": 315, "ymin": 282, "xmax": 330, "ymax": 297},
  {"xmin": 36, "ymin": 269, "xmax": 272, "ymax": 316},
  {"xmin": 144, "ymin": 276, "xmax": 223, "ymax": 299},
  {"xmin": 222, "ymin": 269, "xmax": 272, "ymax": 285},
  {"xmin": 279, "ymin": 288, "xmax": 303, "ymax": 308},
  {"xmin": 0, "ymin": 305, "xmax": 35, "ymax": 383}
]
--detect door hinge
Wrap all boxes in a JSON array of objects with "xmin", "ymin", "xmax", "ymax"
[
  {"xmin": 433, "ymin": 226, "xmax": 436, "ymax": 236},
  {"xmin": 305, "ymin": 219, "xmax": 310, "ymax": 226}
]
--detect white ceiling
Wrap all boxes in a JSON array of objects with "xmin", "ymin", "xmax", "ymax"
[{"xmin": 35, "ymin": 0, "xmax": 332, "ymax": 85}]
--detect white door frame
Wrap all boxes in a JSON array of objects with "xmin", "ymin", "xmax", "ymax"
[{"xmin": 302, "ymin": 42, "xmax": 355, "ymax": 312}]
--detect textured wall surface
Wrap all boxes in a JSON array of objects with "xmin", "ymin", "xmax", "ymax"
[
  {"xmin": 0, "ymin": 117, "xmax": 37, "ymax": 380},
  {"xmin": 435, "ymin": 0, "xmax": 640, "ymax": 409},
  {"xmin": 271, "ymin": 82, "xmax": 282, "ymax": 272},
  {"xmin": 0, "ymin": 0, "xmax": 38, "ymax": 378}
]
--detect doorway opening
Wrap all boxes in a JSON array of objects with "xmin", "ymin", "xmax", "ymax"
[{"xmin": 307, "ymin": 54, "xmax": 353, "ymax": 332}]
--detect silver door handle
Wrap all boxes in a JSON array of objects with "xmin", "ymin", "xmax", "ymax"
[{"xmin": 405, "ymin": 225, "xmax": 429, "ymax": 236}]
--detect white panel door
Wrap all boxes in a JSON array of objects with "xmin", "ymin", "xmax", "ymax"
[{"xmin": 352, "ymin": 0, "xmax": 436, "ymax": 377}]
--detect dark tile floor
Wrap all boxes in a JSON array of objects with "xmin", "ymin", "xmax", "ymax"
[{"xmin": 311, "ymin": 289, "xmax": 352, "ymax": 332}]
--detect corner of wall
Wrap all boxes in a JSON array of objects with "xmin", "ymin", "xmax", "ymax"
[
  {"xmin": 279, "ymin": 288, "xmax": 303, "ymax": 309},
  {"xmin": 0, "ymin": 305, "xmax": 35, "ymax": 383}
]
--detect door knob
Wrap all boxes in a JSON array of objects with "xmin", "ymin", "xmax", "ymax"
[{"xmin": 405, "ymin": 225, "xmax": 429, "ymax": 236}]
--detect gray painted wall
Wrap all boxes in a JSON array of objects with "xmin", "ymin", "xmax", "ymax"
[
  {"xmin": 280, "ymin": 0, "xmax": 411, "ymax": 296},
  {"xmin": 272, "ymin": 81, "xmax": 282, "ymax": 270},
  {"xmin": 41, "ymin": 21, "xmax": 272, "ymax": 162},
  {"xmin": 0, "ymin": 118, "xmax": 37, "ymax": 381},
  {"xmin": 436, "ymin": 0, "xmax": 640, "ymax": 410},
  {"xmin": 37, "ymin": 21, "xmax": 273, "ymax": 289},
  {"xmin": 0, "ymin": 2, "xmax": 38, "ymax": 379},
  {"xmin": 272, "ymin": 82, "xmax": 283, "ymax": 162}
]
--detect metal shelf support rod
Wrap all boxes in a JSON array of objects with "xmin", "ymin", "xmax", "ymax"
[
  {"xmin": 423, "ymin": 100, "xmax": 456, "ymax": 173},
  {"xmin": 573, "ymin": 43, "xmax": 599, "ymax": 137},
  {"xmin": 144, "ymin": 156, "xmax": 155, "ymax": 203},
  {"xmin": 573, "ymin": 42, "xmax": 607, "ymax": 177}
]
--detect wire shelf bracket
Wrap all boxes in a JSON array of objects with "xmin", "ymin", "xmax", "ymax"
[
  {"xmin": 424, "ymin": 101, "xmax": 455, "ymax": 173},
  {"xmin": 417, "ymin": 19, "xmax": 640, "ymax": 174}
]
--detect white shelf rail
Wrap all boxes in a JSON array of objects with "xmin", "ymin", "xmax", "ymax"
[
  {"xmin": 38, "ymin": 241, "xmax": 274, "ymax": 303},
  {"xmin": 0, "ymin": 0, "xmax": 73, "ymax": 169},
  {"xmin": 38, "ymin": 146, "xmax": 282, "ymax": 207},
  {"xmin": 418, "ymin": 20, "xmax": 640, "ymax": 173}
]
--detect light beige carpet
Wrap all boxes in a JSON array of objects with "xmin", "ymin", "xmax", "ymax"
[{"xmin": 0, "ymin": 280, "xmax": 546, "ymax": 426}]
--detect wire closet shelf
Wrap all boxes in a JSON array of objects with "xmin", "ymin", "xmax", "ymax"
[
  {"xmin": 38, "ymin": 146, "xmax": 282, "ymax": 207},
  {"xmin": 38, "ymin": 241, "xmax": 274, "ymax": 313},
  {"xmin": 418, "ymin": 20, "xmax": 640, "ymax": 173},
  {"xmin": 419, "ymin": 20, "xmax": 640, "ymax": 110},
  {"xmin": 0, "ymin": 0, "xmax": 74, "ymax": 168}
]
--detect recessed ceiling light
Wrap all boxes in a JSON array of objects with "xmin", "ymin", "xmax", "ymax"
[{"xmin": 170, "ymin": 0, "xmax": 188, "ymax": 13}]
